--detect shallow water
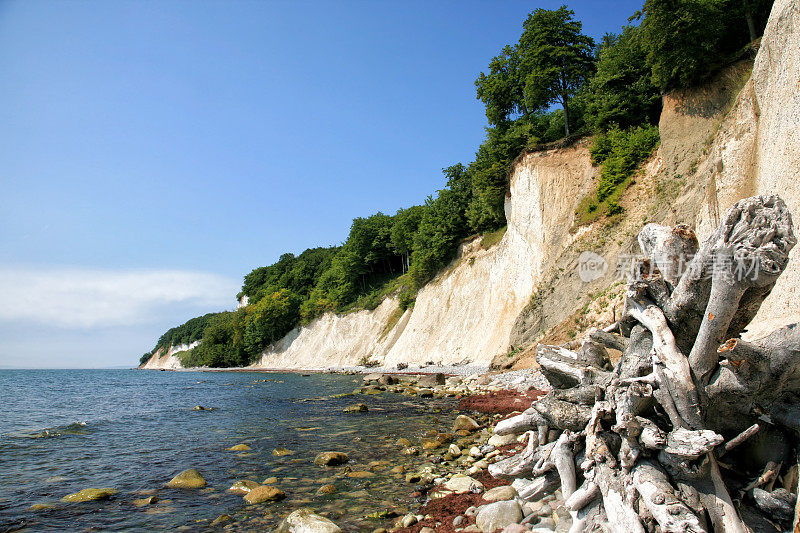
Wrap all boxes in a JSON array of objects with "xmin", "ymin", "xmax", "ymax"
[{"xmin": 0, "ymin": 369, "xmax": 458, "ymax": 531}]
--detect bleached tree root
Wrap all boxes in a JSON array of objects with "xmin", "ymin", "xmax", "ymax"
[{"xmin": 486, "ymin": 195, "xmax": 800, "ymax": 533}]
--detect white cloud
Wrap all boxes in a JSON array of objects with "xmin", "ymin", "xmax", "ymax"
[{"xmin": 0, "ymin": 267, "xmax": 240, "ymax": 328}]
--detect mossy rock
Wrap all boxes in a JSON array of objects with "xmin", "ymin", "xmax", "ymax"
[
  {"xmin": 227, "ymin": 443, "xmax": 251, "ymax": 451},
  {"xmin": 166, "ymin": 469, "xmax": 207, "ymax": 489},
  {"xmin": 132, "ymin": 496, "xmax": 158, "ymax": 507},
  {"xmin": 343, "ymin": 403, "xmax": 368, "ymax": 413},
  {"xmin": 313, "ymin": 451, "xmax": 349, "ymax": 466},
  {"xmin": 243, "ymin": 485, "xmax": 286, "ymax": 504},
  {"xmin": 62, "ymin": 488, "xmax": 118, "ymax": 503}
]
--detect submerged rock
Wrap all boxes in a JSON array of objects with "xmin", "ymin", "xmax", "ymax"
[
  {"xmin": 273, "ymin": 447, "xmax": 295, "ymax": 456},
  {"xmin": 417, "ymin": 373, "xmax": 445, "ymax": 387},
  {"xmin": 132, "ymin": 496, "xmax": 159, "ymax": 507},
  {"xmin": 228, "ymin": 480, "xmax": 260, "ymax": 495},
  {"xmin": 343, "ymin": 403, "xmax": 368, "ymax": 413},
  {"xmin": 243, "ymin": 485, "xmax": 286, "ymax": 504},
  {"xmin": 166, "ymin": 469, "xmax": 207, "ymax": 489},
  {"xmin": 277, "ymin": 508, "xmax": 342, "ymax": 532},
  {"xmin": 61, "ymin": 488, "xmax": 118, "ymax": 503},
  {"xmin": 316, "ymin": 483, "xmax": 337, "ymax": 495},
  {"xmin": 314, "ymin": 452, "xmax": 349, "ymax": 466},
  {"xmin": 227, "ymin": 443, "xmax": 251, "ymax": 451},
  {"xmin": 210, "ymin": 514, "xmax": 233, "ymax": 526}
]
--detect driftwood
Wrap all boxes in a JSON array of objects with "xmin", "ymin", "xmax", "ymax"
[{"xmin": 489, "ymin": 195, "xmax": 800, "ymax": 532}]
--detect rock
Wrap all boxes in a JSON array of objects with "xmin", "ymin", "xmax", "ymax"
[
  {"xmin": 465, "ymin": 505, "xmax": 479, "ymax": 516},
  {"xmin": 469, "ymin": 446, "xmax": 483, "ymax": 458},
  {"xmin": 421, "ymin": 439, "xmax": 439, "ymax": 450},
  {"xmin": 453, "ymin": 415, "xmax": 480, "ymax": 432},
  {"xmin": 343, "ymin": 403, "xmax": 368, "ymax": 413},
  {"xmin": 488, "ymin": 433, "xmax": 518, "ymax": 447},
  {"xmin": 417, "ymin": 373, "xmax": 445, "ymax": 387},
  {"xmin": 263, "ymin": 476, "xmax": 279, "ymax": 484},
  {"xmin": 419, "ymin": 528, "xmax": 436, "ymax": 533},
  {"xmin": 502, "ymin": 525, "xmax": 531, "ymax": 533},
  {"xmin": 273, "ymin": 447, "xmax": 295, "ymax": 456},
  {"xmin": 166, "ymin": 469, "xmax": 206, "ymax": 489},
  {"xmin": 475, "ymin": 500, "xmax": 524, "ymax": 533},
  {"xmin": 401, "ymin": 514, "xmax": 418, "ymax": 527},
  {"xmin": 444, "ymin": 474, "xmax": 484, "ymax": 494},
  {"xmin": 418, "ymin": 388, "xmax": 434, "ymax": 398},
  {"xmin": 227, "ymin": 443, "xmax": 251, "ymax": 451},
  {"xmin": 313, "ymin": 451, "xmax": 349, "ymax": 466},
  {"xmin": 228, "ymin": 480, "xmax": 260, "ymax": 494},
  {"xmin": 61, "ymin": 488, "xmax": 118, "ymax": 502},
  {"xmin": 363, "ymin": 373, "xmax": 382, "ymax": 382},
  {"xmin": 453, "ymin": 515, "xmax": 466, "ymax": 527},
  {"xmin": 243, "ymin": 485, "xmax": 286, "ymax": 504},
  {"xmin": 401, "ymin": 446, "xmax": 420, "ymax": 456},
  {"xmin": 449, "ymin": 444, "xmax": 462, "ymax": 456},
  {"xmin": 405, "ymin": 472, "xmax": 422, "ymax": 483},
  {"xmin": 389, "ymin": 465, "xmax": 405, "ymax": 474},
  {"xmin": 30, "ymin": 503, "xmax": 55, "ymax": 510},
  {"xmin": 193, "ymin": 405, "xmax": 210, "ymax": 410},
  {"xmin": 277, "ymin": 508, "xmax": 342, "ymax": 533},
  {"xmin": 346, "ymin": 471, "xmax": 375, "ymax": 479},
  {"xmin": 211, "ymin": 514, "xmax": 233, "ymax": 526},
  {"xmin": 132, "ymin": 496, "xmax": 159, "ymax": 506},
  {"xmin": 534, "ymin": 517, "xmax": 555, "ymax": 530},
  {"xmin": 462, "ymin": 526, "xmax": 482, "ymax": 532},
  {"xmin": 378, "ymin": 375, "xmax": 398, "ymax": 386},
  {"xmin": 316, "ymin": 484, "xmax": 337, "ymax": 495},
  {"xmin": 395, "ymin": 438, "xmax": 412, "ymax": 447}
]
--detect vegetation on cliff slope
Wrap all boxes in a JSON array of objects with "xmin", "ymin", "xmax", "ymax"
[{"xmin": 147, "ymin": 0, "xmax": 774, "ymax": 368}]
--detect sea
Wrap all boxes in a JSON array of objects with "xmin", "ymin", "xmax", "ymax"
[{"xmin": 0, "ymin": 369, "xmax": 460, "ymax": 532}]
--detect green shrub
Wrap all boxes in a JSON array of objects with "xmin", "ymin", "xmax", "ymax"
[{"xmin": 593, "ymin": 125, "xmax": 660, "ymax": 201}]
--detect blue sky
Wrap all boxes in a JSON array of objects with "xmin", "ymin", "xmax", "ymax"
[{"xmin": 0, "ymin": 0, "xmax": 644, "ymax": 368}]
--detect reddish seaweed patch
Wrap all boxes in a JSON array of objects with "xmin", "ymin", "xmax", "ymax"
[
  {"xmin": 457, "ymin": 389, "xmax": 543, "ymax": 415},
  {"xmin": 394, "ymin": 473, "xmax": 511, "ymax": 533}
]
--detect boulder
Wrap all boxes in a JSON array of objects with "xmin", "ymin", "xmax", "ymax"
[
  {"xmin": 444, "ymin": 474, "xmax": 484, "ymax": 494},
  {"xmin": 61, "ymin": 488, "xmax": 117, "ymax": 503},
  {"xmin": 482, "ymin": 485, "xmax": 518, "ymax": 502},
  {"xmin": 228, "ymin": 480, "xmax": 260, "ymax": 495},
  {"xmin": 475, "ymin": 500, "xmax": 523, "ymax": 533},
  {"xmin": 166, "ymin": 469, "xmax": 206, "ymax": 489},
  {"xmin": 343, "ymin": 403, "xmax": 368, "ymax": 413},
  {"xmin": 417, "ymin": 373, "xmax": 446, "ymax": 387},
  {"xmin": 227, "ymin": 443, "xmax": 251, "ymax": 451},
  {"xmin": 262, "ymin": 476, "xmax": 279, "ymax": 484},
  {"xmin": 313, "ymin": 451, "xmax": 349, "ymax": 466},
  {"xmin": 243, "ymin": 485, "xmax": 286, "ymax": 504},
  {"xmin": 277, "ymin": 508, "xmax": 342, "ymax": 533},
  {"xmin": 453, "ymin": 415, "xmax": 480, "ymax": 432},
  {"xmin": 363, "ymin": 373, "xmax": 382, "ymax": 383}
]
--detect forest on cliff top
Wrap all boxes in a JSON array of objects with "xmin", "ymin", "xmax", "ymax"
[{"xmin": 142, "ymin": 0, "xmax": 774, "ymax": 368}]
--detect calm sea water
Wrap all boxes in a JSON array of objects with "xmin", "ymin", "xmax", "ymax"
[{"xmin": 0, "ymin": 369, "xmax": 459, "ymax": 532}]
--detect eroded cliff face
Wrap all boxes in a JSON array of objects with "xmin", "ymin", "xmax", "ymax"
[
  {"xmin": 142, "ymin": 0, "xmax": 799, "ymax": 371},
  {"xmin": 139, "ymin": 342, "xmax": 198, "ymax": 370},
  {"xmin": 249, "ymin": 140, "xmax": 597, "ymax": 370},
  {"xmin": 686, "ymin": 0, "xmax": 800, "ymax": 338}
]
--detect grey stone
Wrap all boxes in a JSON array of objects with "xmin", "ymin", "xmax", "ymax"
[{"xmin": 475, "ymin": 500, "xmax": 523, "ymax": 533}]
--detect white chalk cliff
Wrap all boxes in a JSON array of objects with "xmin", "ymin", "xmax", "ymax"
[{"xmin": 143, "ymin": 0, "xmax": 800, "ymax": 370}]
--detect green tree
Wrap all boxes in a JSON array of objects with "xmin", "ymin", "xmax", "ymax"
[
  {"xmin": 584, "ymin": 27, "xmax": 661, "ymax": 131},
  {"xmin": 390, "ymin": 206, "xmax": 425, "ymax": 272},
  {"xmin": 243, "ymin": 289, "xmax": 301, "ymax": 356},
  {"xmin": 475, "ymin": 46, "xmax": 526, "ymax": 125},
  {"xmin": 518, "ymin": 6, "xmax": 595, "ymax": 136}
]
